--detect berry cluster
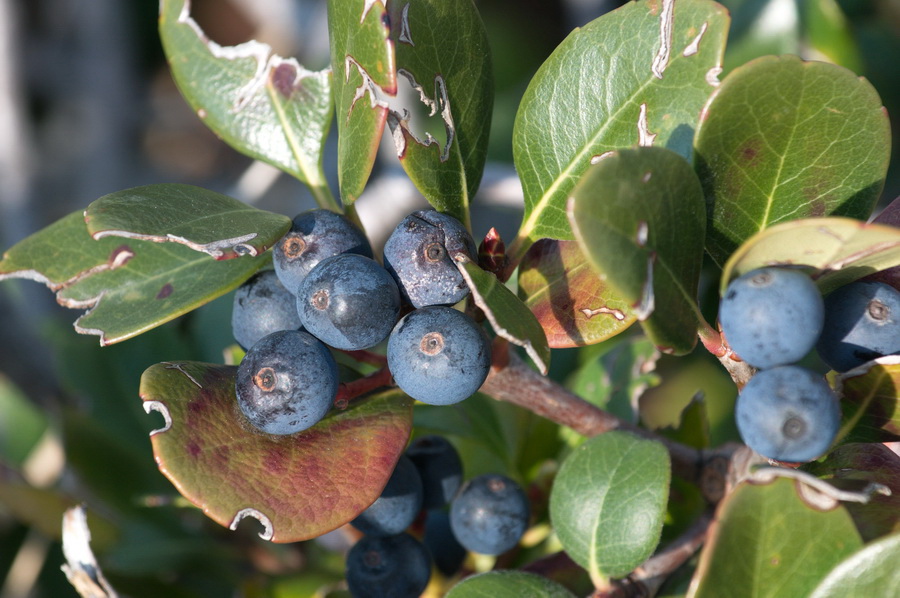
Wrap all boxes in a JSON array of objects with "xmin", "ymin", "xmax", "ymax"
[
  {"xmin": 231, "ymin": 208, "xmax": 492, "ymax": 435},
  {"xmin": 719, "ymin": 267, "xmax": 900, "ymax": 462},
  {"xmin": 346, "ymin": 435, "xmax": 530, "ymax": 597}
]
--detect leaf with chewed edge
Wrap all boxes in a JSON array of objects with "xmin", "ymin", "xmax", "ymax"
[
  {"xmin": 140, "ymin": 362, "xmax": 413, "ymax": 543},
  {"xmin": 85, "ymin": 184, "xmax": 291, "ymax": 260},
  {"xmin": 0, "ymin": 212, "xmax": 268, "ymax": 345}
]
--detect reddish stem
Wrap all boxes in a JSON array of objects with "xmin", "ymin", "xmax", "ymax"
[
  {"xmin": 341, "ymin": 350, "xmax": 388, "ymax": 367},
  {"xmin": 334, "ymin": 367, "xmax": 393, "ymax": 409}
]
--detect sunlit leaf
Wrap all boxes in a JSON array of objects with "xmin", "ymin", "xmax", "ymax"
[
  {"xmin": 695, "ymin": 55, "xmax": 890, "ymax": 266},
  {"xmin": 810, "ymin": 531, "xmax": 900, "ymax": 598},
  {"xmin": 85, "ymin": 184, "xmax": 291, "ymax": 260},
  {"xmin": 446, "ymin": 570, "xmax": 576, "ymax": 598},
  {"xmin": 140, "ymin": 362, "xmax": 413, "ymax": 543},
  {"xmin": 518, "ymin": 239, "xmax": 636, "ymax": 348}
]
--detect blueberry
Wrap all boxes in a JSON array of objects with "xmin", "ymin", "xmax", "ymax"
[
  {"xmin": 273, "ymin": 209, "xmax": 373, "ymax": 294},
  {"xmin": 231, "ymin": 270, "xmax": 303, "ymax": 350},
  {"xmin": 296, "ymin": 254, "xmax": 401, "ymax": 350},
  {"xmin": 735, "ymin": 365, "xmax": 840, "ymax": 462},
  {"xmin": 387, "ymin": 307, "xmax": 491, "ymax": 405},
  {"xmin": 405, "ymin": 435, "xmax": 464, "ymax": 509},
  {"xmin": 423, "ymin": 510, "xmax": 467, "ymax": 577},
  {"xmin": 719, "ymin": 267, "xmax": 824, "ymax": 369},
  {"xmin": 235, "ymin": 330, "xmax": 338, "ymax": 435},
  {"xmin": 449, "ymin": 473, "xmax": 530, "ymax": 555},
  {"xmin": 383, "ymin": 210, "xmax": 476, "ymax": 308},
  {"xmin": 351, "ymin": 455, "xmax": 424, "ymax": 537},
  {"xmin": 345, "ymin": 533, "xmax": 432, "ymax": 598},
  {"xmin": 816, "ymin": 280, "xmax": 900, "ymax": 372}
]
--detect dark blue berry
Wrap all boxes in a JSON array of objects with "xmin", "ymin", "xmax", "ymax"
[
  {"xmin": 387, "ymin": 307, "xmax": 490, "ymax": 405},
  {"xmin": 449, "ymin": 473, "xmax": 530, "ymax": 555},
  {"xmin": 345, "ymin": 533, "xmax": 432, "ymax": 598},
  {"xmin": 816, "ymin": 280, "xmax": 900, "ymax": 372},
  {"xmin": 296, "ymin": 254, "xmax": 401, "ymax": 350},
  {"xmin": 273, "ymin": 209, "xmax": 373, "ymax": 294},
  {"xmin": 719, "ymin": 267, "xmax": 824, "ymax": 369},
  {"xmin": 383, "ymin": 210, "xmax": 476, "ymax": 308},
  {"xmin": 423, "ymin": 510, "xmax": 467, "ymax": 577},
  {"xmin": 351, "ymin": 455, "xmax": 424, "ymax": 537},
  {"xmin": 235, "ymin": 330, "xmax": 338, "ymax": 435},
  {"xmin": 405, "ymin": 435, "xmax": 464, "ymax": 510},
  {"xmin": 231, "ymin": 270, "xmax": 303, "ymax": 350},
  {"xmin": 735, "ymin": 365, "xmax": 840, "ymax": 462}
]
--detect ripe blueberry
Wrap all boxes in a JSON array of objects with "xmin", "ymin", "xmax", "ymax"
[
  {"xmin": 387, "ymin": 306, "xmax": 491, "ymax": 405},
  {"xmin": 816, "ymin": 280, "xmax": 900, "ymax": 372},
  {"xmin": 405, "ymin": 435, "xmax": 464, "ymax": 510},
  {"xmin": 735, "ymin": 365, "xmax": 840, "ymax": 462},
  {"xmin": 296, "ymin": 254, "xmax": 401, "ymax": 350},
  {"xmin": 235, "ymin": 330, "xmax": 338, "ymax": 435},
  {"xmin": 273, "ymin": 209, "xmax": 373, "ymax": 294},
  {"xmin": 449, "ymin": 473, "xmax": 530, "ymax": 555},
  {"xmin": 345, "ymin": 533, "xmax": 432, "ymax": 598},
  {"xmin": 351, "ymin": 455, "xmax": 424, "ymax": 537},
  {"xmin": 719, "ymin": 267, "xmax": 824, "ymax": 369},
  {"xmin": 383, "ymin": 210, "xmax": 476, "ymax": 308},
  {"xmin": 423, "ymin": 510, "xmax": 467, "ymax": 576},
  {"xmin": 231, "ymin": 270, "xmax": 303, "ymax": 350}
]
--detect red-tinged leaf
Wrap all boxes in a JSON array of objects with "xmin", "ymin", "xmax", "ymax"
[
  {"xmin": 140, "ymin": 362, "xmax": 413, "ymax": 543},
  {"xmin": 518, "ymin": 239, "xmax": 636, "ymax": 348},
  {"xmin": 835, "ymin": 356, "xmax": 900, "ymax": 444}
]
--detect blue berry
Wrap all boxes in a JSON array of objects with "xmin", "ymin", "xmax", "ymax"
[
  {"xmin": 719, "ymin": 267, "xmax": 824, "ymax": 369},
  {"xmin": 273, "ymin": 209, "xmax": 373, "ymax": 294},
  {"xmin": 383, "ymin": 210, "xmax": 476, "ymax": 308},
  {"xmin": 423, "ymin": 510, "xmax": 467, "ymax": 576},
  {"xmin": 296, "ymin": 254, "xmax": 401, "ymax": 350},
  {"xmin": 735, "ymin": 365, "xmax": 840, "ymax": 463},
  {"xmin": 387, "ymin": 307, "xmax": 491, "ymax": 405},
  {"xmin": 351, "ymin": 455, "xmax": 424, "ymax": 537},
  {"xmin": 345, "ymin": 533, "xmax": 432, "ymax": 598},
  {"xmin": 235, "ymin": 330, "xmax": 338, "ymax": 435},
  {"xmin": 405, "ymin": 435, "xmax": 464, "ymax": 509},
  {"xmin": 231, "ymin": 270, "xmax": 303, "ymax": 350},
  {"xmin": 449, "ymin": 473, "xmax": 530, "ymax": 555},
  {"xmin": 816, "ymin": 280, "xmax": 900, "ymax": 372}
]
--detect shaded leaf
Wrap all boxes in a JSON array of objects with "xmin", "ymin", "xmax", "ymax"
[
  {"xmin": 85, "ymin": 184, "xmax": 291, "ymax": 260},
  {"xmin": 159, "ymin": 0, "xmax": 337, "ymax": 207},
  {"xmin": 688, "ymin": 477, "xmax": 863, "ymax": 598},
  {"xmin": 456, "ymin": 258, "xmax": 550, "ymax": 375},
  {"xmin": 695, "ymin": 55, "xmax": 891, "ymax": 266},
  {"xmin": 140, "ymin": 362, "xmax": 413, "ymax": 543},
  {"xmin": 866, "ymin": 196, "xmax": 900, "ymax": 288},
  {"xmin": 446, "ymin": 570, "xmax": 576, "ymax": 598},
  {"xmin": 810, "ymin": 531, "xmax": 900, "ymax": 598},
  {"xmin": 0, "ymin": 374, "xmax": 47, "ymax": 467},
  {"xmin": 328, "ymin": 0, "xmax": 395, "ymax": 203},
  {"xmin": 835, "ymin": 356, "xmax": 900, "ymax": 444},
  {"xmin": 510, "ymin": 0, "xmax": 728, "ymax": 261},
  {"xmin": 569, "ymin": 146, "xmax": 707, "ymax": 355},
  {"xmin": 0, "ymin": 212, "xmax": 268, "ymax": 345},
  {"xmin": 803, "ymin": 0, "xmax": 864, "ymax": 73},
  {"xmin": 661, "ymin": 391, "xmax": 711, "ymax": 450},
  {"xmin": 518, "ymin": 239, "xmax": 636, "ymax": 348},
  {"xmin": 386, "ymin": 0, "xmax": 493, "ymax": 227},
  {"xmin": 803, "ymin": 443, "xmax": 900, "ymax": 542},
  {"xmin": 412, "ymin": 392, "xmax": 510, "ymax": 468},
  {"xmin": 549, "ymin": 431, "xmax": 670, "ymax": 583}
]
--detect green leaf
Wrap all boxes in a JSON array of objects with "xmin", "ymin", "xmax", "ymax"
[
  {"xmin": 159, "ymin": 0, "xmax": 337, "ymax": 208},
  {"xmin": 720, "ymin": 217, "xmax": 900, "ymax": 296},
  {"xmin": 518, "ymin": 239, "xmax": 636, "ymax": 348},
  {"xmin": 867, "ymin": 197, "xmax": 900, "ymax": 288},
  {"xmin": 0, "ymin": 212, "xmax": 268, "ymax": 345},
  {"xmin": 0, "ymin": 374, "xmax": 46, "ymax": 467},
  {"xmin": 510, "ymin": 0, "xmax": 728, "ymax": 260},
  {"xmin": 835, "ymin": 357, "xmax": 900, "ymax": 444},
  {"xmin": 803, "ymin": 0, "xmax": 863, "ymax": 73},
  {"xmin": 569, "ymin": 146, "xmax": 707, "ymax": 355},
  {"xmin": 140, "ymin": 362, "xmax": 413, "ymax": 543},
  {"xmin": 694, "ymin": 55, "xmax": 891, "ymax": 266},
  {"xmin": 386, "ymin": 0, "xmax": 493, "ymax": 227},
  {"xmin": 803, "ymin": 443, "xmax": 900, "ymax": 542},
  {"xmin": 456, "ymin": 258, "xmax": 550, "ymax": 375},
  {"xmin": 689, "ymin": 477, "xmax": 863, "ymax": 598},
  {"xmin": 549, "ymin": 431, "xmax": 670, "ymax": 583},
  {"xmin": 445, "ymin": 570, "xmax": 577, "ymax": 598},
  {"xmin": 85, "ymin": 184, "xmax": 291, "ymax": 260},
  {"xmin": 810, "ymin": 531, "xmax": 900, "ymax": 598},
  {"xmin": 328, "ymin": 0, "xmax": 395, "ymax": 203}
]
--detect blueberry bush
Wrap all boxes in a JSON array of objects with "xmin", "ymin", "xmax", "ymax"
[{"xmin": 1, "ymin": 0, "xmax": 900, "ymax": 596}]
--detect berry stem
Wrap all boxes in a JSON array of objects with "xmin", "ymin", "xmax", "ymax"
[
  {"xmin": 341, "ymin": 350, "xmax": 389, "ymax": 367},
  {"xmin": 335, "ymin": 367, "xmax": 394, "ymax": 408}
]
